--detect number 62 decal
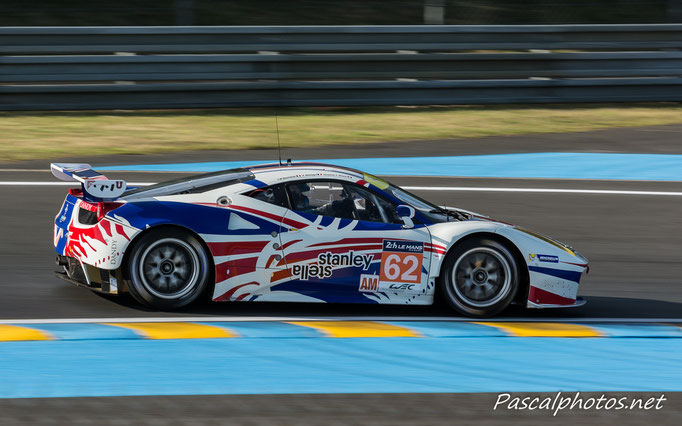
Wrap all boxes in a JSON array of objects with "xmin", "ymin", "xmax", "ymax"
[{"xmin": 379, "ymin": 240, "xmax": 424, "ymax": 284}]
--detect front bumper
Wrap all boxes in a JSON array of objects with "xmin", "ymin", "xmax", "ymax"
[
  {"xmin": 525, "ymin": 263, "xmax": 588, "ymax": 309},
  {"xmin": 527, "ymin": 296, "xmax": 586, "ymax": 309}
]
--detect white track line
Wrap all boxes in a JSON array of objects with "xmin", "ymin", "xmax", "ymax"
[
  {"xmin": 0, "ymin": 169, "xmax": 52, "ymax": 172},
  {"xmin": 0, "ymin": 182, "xmax": 153, "ymax": 186},
  {"xmin": 1, "ymin": 316, "xmax": 680, "ymax": 324},
  {"xmin": 0, "ymin": 181, "xmax": 681, "ymax": 196},
  {"xmin": 402, "ymin": 186, "xmax": 682, "ymax": 196}
]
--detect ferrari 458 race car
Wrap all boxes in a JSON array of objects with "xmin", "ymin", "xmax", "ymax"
[{"xmin": 52, "ymin": 161, "xmax": 588, "ymax": 317}]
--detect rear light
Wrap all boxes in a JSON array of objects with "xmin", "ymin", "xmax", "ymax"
[
  {"xmin": 96, "ymin": 202, "xmax": 123, "ymax": 222},
  {"xmin": 79, "ymin": 201, "xmax": 123, "ymax": 224},
  {"xmin": 68, "ymin": 188, "xmax": 83, "ymax": 197}
]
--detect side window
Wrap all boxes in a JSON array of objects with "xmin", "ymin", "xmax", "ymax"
[
  {"xmin": 344, "ymin": 184, "xmax": 401, "ymax": 224},
  {"xmin": 285, "ymin": 180, "xmax": 401, "ymax": 224},
  {"xmin": 287, "ymin": 181, "xmax": 355, "ymax": 220},
  {"xmin": 245, "ymin": 184, "xmax": 288, "ymax": 208}
]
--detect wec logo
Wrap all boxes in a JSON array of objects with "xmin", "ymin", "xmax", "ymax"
[{"xmin": 388, "ymin": 283, "xmax": 415, "ymax": 291}]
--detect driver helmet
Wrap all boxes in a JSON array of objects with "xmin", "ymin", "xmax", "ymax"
[{"xmin": 289, "ymin": 182, "xmax": 311, "ymax": 210}]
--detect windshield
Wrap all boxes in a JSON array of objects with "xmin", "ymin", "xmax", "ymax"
[
  {"xmin": 388, "ymin": 186, "xmax": 439, "ymax": 211},
  {"xmin": 363, "ymin": 173, "xmax": 471, "ymax": 222},
  {"xmin": 362, "ymin": 172, "xmax": 436, "ymax": 208},
  {"xmin": 362, "ymin": 172, "xmax": 464, "ymax": 223},
  {"xmin": 123, "ymin": 168, "xmax": 254, "ymax": 199}
]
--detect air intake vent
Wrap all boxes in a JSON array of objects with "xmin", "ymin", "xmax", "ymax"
[{"xmin": 78, "ymin": 207, "xmax": 98, "ymax": 225}]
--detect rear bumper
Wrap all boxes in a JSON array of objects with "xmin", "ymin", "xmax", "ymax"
[
  {"xmin": 527, "ymin": 296, "xmax": 586, "ymax": 309},
  {"xmin": 55, "ymin": 255, "xmax": 120, "ymax": 294}
]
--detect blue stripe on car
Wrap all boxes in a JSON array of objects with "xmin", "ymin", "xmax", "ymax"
[
  {"xmin": 528, "ymin": 266, "xmax": 582, "ymax": 283},
  {"xmin": 115, "ymin": 201, "xmax": 283, "ymax": 235},
  {"xmin": 319, "ymin": 216, "xmax": 335, "ymax": 227},
  {"xmin": 244, "ymin": 179, "xmax": 268, "ymax": 189}
]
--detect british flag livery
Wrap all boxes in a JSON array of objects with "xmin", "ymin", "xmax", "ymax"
[{"xmin": 52, "ymin": 162, "xmax": 588, "ymax": 316}]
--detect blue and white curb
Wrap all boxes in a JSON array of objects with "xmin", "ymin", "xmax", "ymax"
[{"xmin": 1, "ymin": 320, "xmax": 681, "ymax": 398}]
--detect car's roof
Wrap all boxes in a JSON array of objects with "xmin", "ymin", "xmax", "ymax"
[
  {"xmin": 121, "ymin": 162, "xmax": 370, "ymax": 201},
  {"xmin": 246, "ymin": 162, "xmax": 367, "ymax": 185}
]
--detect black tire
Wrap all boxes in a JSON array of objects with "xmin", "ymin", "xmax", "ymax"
[
  {"xmin": 440, "ymin": 238, "xmax": 519, "ymax": 317},
  {"xmin": 126, "ymin": 228, "xmax": 211, "ymax": 310}
]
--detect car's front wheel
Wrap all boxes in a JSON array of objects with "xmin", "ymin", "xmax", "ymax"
[
  {"xmin": 440, "ymin": 238, "xmax": 519, "ymax": 317},
  {"xmin": 126, "ymin": 228, "xmax": 211, "ymax": 310}
]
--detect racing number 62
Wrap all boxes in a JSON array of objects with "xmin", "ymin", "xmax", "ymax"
[{"xmin": 381, "ymin": 253, "xmax": 422, "ymax": 284}]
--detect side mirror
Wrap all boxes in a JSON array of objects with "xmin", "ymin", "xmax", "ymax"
[{"xmin": 396, "ymin": 205, "xmax": 416, "ymax": 229}]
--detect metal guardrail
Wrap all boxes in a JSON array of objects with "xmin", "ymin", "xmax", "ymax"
[
  {"xmin": 4, "ymin": 52, "xmax": 682, "ymax": 82},
  {"xmin": 1, "ymin": 25, "xmax": 682, "ymax": 110},
  {"xmin": 2, "ymin": 25, "xmax": 682, "ymax": 54},
  {"xmin": 5, "ymin": 79, "xmax": 682, "ymax": 111}
]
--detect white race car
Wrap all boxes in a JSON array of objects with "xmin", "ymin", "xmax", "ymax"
[{"xmin": 52, "ymin": 161, "xmax": 587, "ymax": 317}]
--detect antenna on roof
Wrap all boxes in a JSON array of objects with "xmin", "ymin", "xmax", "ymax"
[{"xmin": 275, "ymin": 112, "xmax": 282, "ymax": 166}]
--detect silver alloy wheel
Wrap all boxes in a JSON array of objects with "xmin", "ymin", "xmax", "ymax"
[
  {"xmin": 138, "ymin": 238, "xmax": 200, "ymax": 300},
  {"xmin": 451, "ymin": 247, "xmax": 512, "ymax": 308}
]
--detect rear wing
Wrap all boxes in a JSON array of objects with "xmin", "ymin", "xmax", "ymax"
[{"xmin": 50, "ymin": 163, "xmax": 127, "ymax": 200}]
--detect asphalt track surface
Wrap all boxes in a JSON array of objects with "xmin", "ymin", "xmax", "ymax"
[
  {"xmin": 1, "ymin": 125, "xmax": 682, "ymax": 320},
  {"xmin": 0, "ymin": 393, "xmax": 679, "ymax": 425},
  {"xmin": 1, "ymin": 124, "xmax": 681, "ymax": 424},
  {"xmin": 1, "ymin": 174, "xmax": 681, "ymax": 320}
]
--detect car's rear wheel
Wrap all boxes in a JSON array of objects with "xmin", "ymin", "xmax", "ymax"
[
  {"xmin": 440, "ymin": 238, "xmax": 519, "ymax": 317},
  {"xmin": 126, "ymin": 228, "xmax": 210, "ymax": 310}
]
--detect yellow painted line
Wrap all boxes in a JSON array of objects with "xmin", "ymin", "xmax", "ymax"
[
  {"xmin": 102, "ymin": 322, "xmax": 238, "ymax": 339},
  {"xmin": 0, "ymin": 324, "xmax": 53, "ymax": 341},
  {"xmin": 475, "ymin": 322, "xmax": 604, "ymax": 337},
  {"xmin": 287, "ymin": 321, "xmax": 421, "ymax": 338}
]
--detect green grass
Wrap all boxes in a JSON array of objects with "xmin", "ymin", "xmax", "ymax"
[{"xmin": 1, "ymin": 104, "xmax": 681, "ymax": 162}]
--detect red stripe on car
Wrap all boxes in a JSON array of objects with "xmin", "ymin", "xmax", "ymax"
[
  {"xmin": 528, "ymin": 286, "xmax": 576, "ymax": 305},
  {"xmin": 308, "ymin": 237, "xmax": 384, "ymax": 248},
  {"xmin": 207, "ymin": 240, "xmax": 269, "ymax": 257},
  {"xmin": 215, "ymin": 261, "xmax": 258, "ymax": 283}
]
